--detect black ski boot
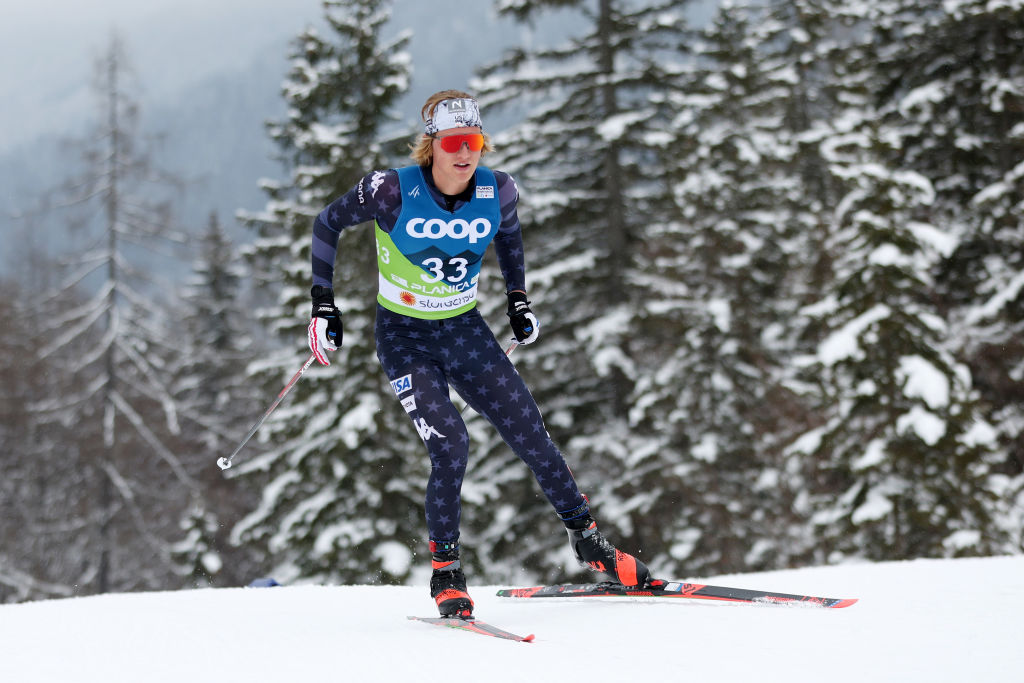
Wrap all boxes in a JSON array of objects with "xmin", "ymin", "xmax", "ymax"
[
  {"xmin": 429, "ymin": 541, "xmax": 474, "ymax": 618},
  {"xmin": 561, "ymin": 503, "xmax": 651, "ymax": 588}
]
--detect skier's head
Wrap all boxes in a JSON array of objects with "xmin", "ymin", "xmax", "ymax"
[{"xmin": 410, "ymin": 90, "xmax": 493, "ymax": 166}]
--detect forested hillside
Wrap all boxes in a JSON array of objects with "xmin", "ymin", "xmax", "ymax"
[{"xmin": 1, "ymin": 0, "xmax": 1020, "ymax": 602}]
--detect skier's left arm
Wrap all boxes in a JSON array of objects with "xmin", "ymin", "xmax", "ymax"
[{"xmin": 493, "ymin": 172, "xmax": 539, "ymax": 344}]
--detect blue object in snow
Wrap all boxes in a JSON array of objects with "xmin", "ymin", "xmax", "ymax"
[{"xmin": 248, "ymin": 577, "xmax": 281, "ymax": 588}]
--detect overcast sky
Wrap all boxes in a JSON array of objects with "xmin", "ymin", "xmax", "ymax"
[
  {"xmin": 1, "ymin": 0, "xmax": 717, "ymax": 154},
  {"xmin": 0, "ymin": 0, "xmax": 323, "ymax": 150}
]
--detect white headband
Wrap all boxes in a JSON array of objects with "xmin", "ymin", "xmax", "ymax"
[{"xmin": 426, "ymin": 98, "xmax": 483, "ymax": 135}]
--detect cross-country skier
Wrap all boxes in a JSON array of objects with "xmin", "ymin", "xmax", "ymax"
[{"xmin": 307, "ymin": 89, "xmax": 652, "ymax": 618}]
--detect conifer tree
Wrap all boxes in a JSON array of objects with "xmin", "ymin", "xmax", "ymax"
[
  {"xmin": 30, "ymin": 34, "xmax": 197, "ymax": 594},
  {"xmin": 792, "ymin": 101, "xmax": 1005, "ymax": 561},
  {"xmin": 866, "ymin": 0, "xmax": 1024, "ymax": 549},
  {"xmin": 175, "ymin": 213, "xmax": 259, "ymax": 449},
  {"xmin": 623, "ymin": 1, "xmax": 819, "ymax": 576},
  {"xmin": 0, "ymin": 278, "xmax": 85, "ymax": 601},
  {"xmin": 170, "ymin": 212, "xmax": 265, "ymax": 587},
  {"xmin": 232, "ymin": 0, "xmax": 419, "ymax": 584},
  {"xmin": 471, "ymin": 0, "xmax": 695, "ymax": 581}
]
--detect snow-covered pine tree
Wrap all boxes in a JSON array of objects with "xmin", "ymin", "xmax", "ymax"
[
  {"xmin": 866, "ymin": 0, "xmax": 1024, "ymax": 551},
  {"xmin": 169, "ymin": 212, "xmax": 265, "ymax": 587},
  {"xmin": 622, "ymin": 0, "xmax": 828, "ymax": 577},
  {"xmin": 0, "ymin": 277, "xmax": 84, "ymax": 602},
  {"xmin": 470, "ymin": 0, "xmax": 695, "ymax": 582},
  {"xmin": 675, "ymin": 0, "xmax": 904, "ymax": 573},
  {"xmin": 232, "ymin": 0, "xmax": 421, "ymax": 585},
  {"xmin": 30, "ymin": 34, "xmax": 199, "ymax": 594},
  {"xmin": 791, "ymin": 100, "xmax": 1005, "ymax": 561}
]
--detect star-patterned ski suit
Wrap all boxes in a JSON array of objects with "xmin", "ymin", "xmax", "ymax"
[{"xmin": 311, "ymin": 164, "xmax": 588, "ymax": 544}]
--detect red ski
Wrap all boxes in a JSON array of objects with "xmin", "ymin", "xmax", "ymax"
[
  {"xmin": 407, "ymin": 615, "xmax": 535, "ymax": 642},
  {"xmin": 497, "ymin": 580, "xmax": 857, "ymax": 609}
]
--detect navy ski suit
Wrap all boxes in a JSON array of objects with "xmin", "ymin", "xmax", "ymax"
[{"xmin": 312, "ymin": 164, "xmax": 588, "ymax": 543}]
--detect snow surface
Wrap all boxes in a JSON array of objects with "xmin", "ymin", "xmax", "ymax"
[{"xmin": 2, "ymin": 556, "xmax": 1022, "ymax": 682}]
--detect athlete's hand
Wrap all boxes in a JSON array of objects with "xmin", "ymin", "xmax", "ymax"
[
  {"xmin": 506, "ymin": 290, "xmax": 539, "ymax": 344},
  {"xmin": 308, "ymin": 285, "xmax": 342, "ymax": 365}
]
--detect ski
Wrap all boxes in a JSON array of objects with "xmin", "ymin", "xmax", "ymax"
[
  {"xmin": 407, "ymin": 615, "xmax": 535, "ymax": 642},
  {"xmin": 497, "ymin": 580, "xmax": 857, "ymax": 609}
]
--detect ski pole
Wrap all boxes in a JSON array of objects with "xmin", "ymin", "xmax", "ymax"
[
  {"xmin": 217, "ymin": 353, "xmax": 318, "ymax": 470},
  {"xmin": 459, "ymin": 339, "xmax": 519, "ymax": 417}
]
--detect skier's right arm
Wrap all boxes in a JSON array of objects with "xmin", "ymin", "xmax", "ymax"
[
  {"xmin": 312, "ymin": 171, "xmax": 391, "ymax": 289},
  {"xmin": 308, "ymin": 170, "xmax": 398, "ymax": 364}
]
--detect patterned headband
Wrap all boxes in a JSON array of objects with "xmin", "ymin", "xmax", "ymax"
[{"xmin": 426, "ymin": 98, "xmax": 483, "ymax": 135}]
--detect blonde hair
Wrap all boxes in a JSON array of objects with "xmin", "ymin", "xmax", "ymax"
[{"xmin": 409, "ymin": 89, "xmax": 494, "ymax": 165}]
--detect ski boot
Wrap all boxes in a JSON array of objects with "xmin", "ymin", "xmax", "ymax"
[
  {"xmin": 561, "ymin": 502, "xmax": 652, "ymax": 588},
  {"xmin": 429, "ymin": 540, "xmax": 474, "ymax": 618}
]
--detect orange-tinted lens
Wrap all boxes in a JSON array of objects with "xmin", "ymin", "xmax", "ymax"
[{"xmin": 437, "ymin": 133, "xmax": 484, "ymax": 153}]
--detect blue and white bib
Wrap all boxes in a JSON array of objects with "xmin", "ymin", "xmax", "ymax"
[{"xmin": 374, "ymin": 165, "xmax": 501, "ymax": 319}]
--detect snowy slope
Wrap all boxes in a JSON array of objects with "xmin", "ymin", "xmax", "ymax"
[{"xmin": 2, "ymin": 556, "xmax": 1022, "ymax": 682}]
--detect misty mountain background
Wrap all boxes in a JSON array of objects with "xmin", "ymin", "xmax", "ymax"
[{"xmin": 0, "ymin": 0, "xmax": 715, "ymax": 268}]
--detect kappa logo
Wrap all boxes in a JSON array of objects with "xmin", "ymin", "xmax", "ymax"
[
  {"xmin": 406, "ymin": 217, "xmax": 492, "ymax": 244},
  {"xmin": 390, "ymin": 374, "xmax": 412, "ymax": 395},
  {"xmin": 415, "ymin": 417, "xmax": 445, "ymax": 442},
  {"xmin": 370, "ymin": 170, "xmax": 386, "ymax": 197}
]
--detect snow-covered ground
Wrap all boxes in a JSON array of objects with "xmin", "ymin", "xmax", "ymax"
[{"xmin": 2, "ymin": 556, "xmax": 1021, "ymax": 682}]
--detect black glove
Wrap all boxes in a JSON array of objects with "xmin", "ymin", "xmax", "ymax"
[
  {"xmin": 308, "ymin": 285, "xmax": 342, "ymax": 365},
  {"xmin": 506, "ymin": 290, "xmax": 540, "ymax": 344}
]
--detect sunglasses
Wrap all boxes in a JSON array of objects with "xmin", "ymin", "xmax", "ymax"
[{"xmin": 431, "ymin": 132, "xmax": 484, "ymax": 153}]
